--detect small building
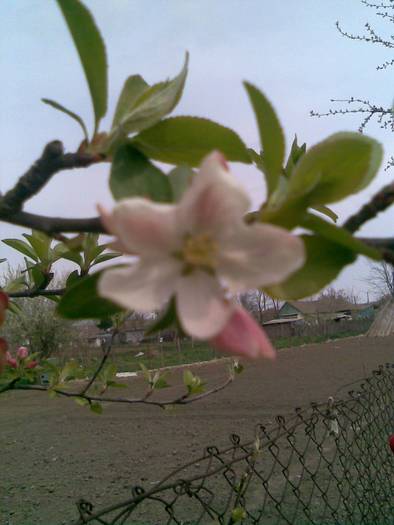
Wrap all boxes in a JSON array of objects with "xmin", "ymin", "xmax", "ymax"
[{"xmin": 278, "ymin": 299, "xmax": 377, "ymax": 323}]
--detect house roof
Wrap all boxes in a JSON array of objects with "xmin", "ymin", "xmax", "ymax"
[{"xmin": 281, "ymin": 299, "xmax": 374, "ymax": 315}]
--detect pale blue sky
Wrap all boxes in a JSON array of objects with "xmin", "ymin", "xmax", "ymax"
[{"xmin": 1, "ymin": 0, "xmax": 394, "ymax": 299}]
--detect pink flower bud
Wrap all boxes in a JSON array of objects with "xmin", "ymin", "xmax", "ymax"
[
  {"xmin": 210, "ymin": 306, "xmax": 276, "ymax": 360},
  {"xmin": 17, "ymin": 346, "xmax": 29, "ymax": 360},
  {"xmin": 26, "ymin": 360, "xmax": 38, "ymax": 369},
  {"xmin": 6, "ymin": 352, "xmax": 17, "ymax": 368},
  {"xmin": 389, "ymin": 435, "xmax": 394, "ymax": 454}
]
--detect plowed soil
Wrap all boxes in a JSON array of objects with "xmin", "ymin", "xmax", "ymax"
[{"xmin": 1, "ymin": 335, "xmax": 393, "ymax": 524}]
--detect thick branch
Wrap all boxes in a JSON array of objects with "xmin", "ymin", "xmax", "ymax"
[
  {"xmin": 0, "ymin": 141, "xmax": 102, "ymax": 215},
  {"xmin": 343, "ymin": 182, "xmax": 394, "ymax": 233},
  {"xmin": 0, "ymin": 210, "xmax": 104, "ymax": 234}
]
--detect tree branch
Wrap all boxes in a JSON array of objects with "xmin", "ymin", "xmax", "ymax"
[
  {"xmin": 343, "ymin": 182, "xmax": 394, "ymax": 233},
  {"xmin": 7, "ymin": 288, "xmax": 65, "ymax": 298},
  {"xmin": 0, "ymin": 141, "xmax": 103, "ymax": 216},
  {"xmin": 11, "ymin": 374, "xmax": 234, "ymax": 409},
  {"xmin": 0, "ymin": 210, "xmax": 104, "ymax": 234}
]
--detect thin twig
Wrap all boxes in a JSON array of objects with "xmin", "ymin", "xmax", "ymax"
[
  {"xmin": 79, "ymin": 330, "xmax": 117, "ymax": 395},
  {"xmin": 7, "ymin": 288, "xmax": 65, "ymax": 298},
  {"xmin": 11, "ymin": 374, "xmax": 234, "ymax": 409}
]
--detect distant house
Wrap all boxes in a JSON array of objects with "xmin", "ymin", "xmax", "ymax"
[
  {"xmin": 278, "ymin": 300, "xmax": 378, "ymax": 323},
  {"xmin": 77, "ymin": 317, "xmax": 176, "ymax": 348}
]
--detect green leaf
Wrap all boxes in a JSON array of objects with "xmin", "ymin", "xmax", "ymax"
[
  {"xmin": 58, "ymin": 360, "xmax": 79, "ymax": 384},
  {"xmin": 75, "ymin": 397, "xmax": 89, "ymax": 407},
  {"xmin": 110, "ymin": 143, "xmax": 172, "ymax": 201},
  {"xmin": 111, "ymin": 75, "xmax": 149, "ymax": 129},
  {"xmin": 90, "ymin": 402, "xmax": 103, "ymax": 414},
  {"xmin": 60, "ymin": 249, "xmax": 84, "ymax": 267},
  {"xmin": 287, "ymin": 132, "xmax": 383, "ymax": 205},
  {"xmin": 168, "ymin": 165, "xmax": 194, "ymax": 201},
  {"xmin": 57, "ymin": 271, "xmax": 124, "ymax": 319},
  {"xmin": 244, "ymin": 82, "xmax": 285, "ymax": 195},
  {"xmin": 91, "ymin": 252, "xmax": 120, "ymax": 266},
  {"xmin": 311, "ymin": 205, "xmax": 338, "ymax": 223},
  {"xmin": 66, "ymin": 270, "xmax": 80, "ymax": 288},
  {"xmin": 82, "ymin": 233, "xmax": 100, "ymax": 268},
  {"xmin": 266, "ymin": 235, "xmax": 356, "ymax": 300},
  {"xmin": 2, "ymin": 239, "xmax": 38, "ymax": 261},
  {"xmin": 109, "ymin": 53, "xmax": 188, "ymax": 138},
  {"xmin": 132, "ymin": 116, "xmax": 251, "ymax": 166},
  {"xmin": 23, "ymin": 231, "xmax": 51, "ymax": 262},
  {"xmin": 301, "ymin": 213, "xmax": 381, "ymax": 260},
  {"xmin": 183, "ymin": 369, "xmax": 205, "ymax": 395},
  {"xmin": 56, "ymin": 0, "xmax": 107, "ymax": 132},
  {"xmin": 42, "ymin": 98, "xmax": 89, "ymax": 141},
  {"xmin": 231, "ymin": 507, "xmax": 247, "ymax": 523},
  {"xmin": 284, "ymin": 135, "xmax": 306, "ymax": 178},
  {"xmin": 3, "ymin": 276, "xmax": 26, "ymax": 293}
]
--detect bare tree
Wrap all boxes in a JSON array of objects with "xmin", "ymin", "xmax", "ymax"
[
  {"xmin": 367, "ymin": 261, "xmax": 394, "ymax": 298},
  {"xmin": 311, "ymin": 0, "xmax": 394, "ymax": 168},
  {"xmin": 238, "ymin": 290, "xmax": 282, "ymax": 323}
]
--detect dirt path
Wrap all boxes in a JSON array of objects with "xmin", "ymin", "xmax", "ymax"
[{"xmin": 1, "ymin": 335, "xmax": 393, "ymax": 524}]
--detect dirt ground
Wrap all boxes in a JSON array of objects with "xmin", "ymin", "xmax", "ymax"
[{"xmin": 1, "ymin": 335, "xmax": 393, "ymax": 525}]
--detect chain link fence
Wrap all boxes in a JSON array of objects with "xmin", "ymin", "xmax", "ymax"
[{"xmin": 73, "ymin": 363, "xmax": 394, "ymax": 525}]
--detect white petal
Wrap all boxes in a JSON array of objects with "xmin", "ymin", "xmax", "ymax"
[
  {"xmin": 177, "ymin": 151, "xmax": 250, "ymax": 235},
  {"xmin": 175, "ymin": 270, "xmax": 234, "ymax": 338},
  {"xmin": 108, "ymin": 198, "xmax": 180, "ymax": 255},
  {"xmin": 218, "ymin": 223, "xmax": 305, "ymax": 291},
  {"xmin": 98, "ymin": 258, "xmax": 181, "ymax": 311}
]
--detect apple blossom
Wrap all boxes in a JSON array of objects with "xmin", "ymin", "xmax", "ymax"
[
  {"xmin": 98, "ymin": 151, "xmax": 305, "ymax": 348},
  {"xmin": 17, "ymin": 346, "xmax": 29, "ymax": 360}
]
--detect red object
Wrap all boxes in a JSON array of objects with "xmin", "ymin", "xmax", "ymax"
[
  {"xmin": 0, "ymin": 337, "xmax": 7, "ymax": 374},
  {"xmin": 26, "ymin": 360, "xmax": 38, "ymax": 369},
  {"xmin": 0, "ymin": 291, "xmax": 9, "ymax": 310},
  {"xmin": 389, "ymin": 435, "xmax": 394, "ymax": 454}
]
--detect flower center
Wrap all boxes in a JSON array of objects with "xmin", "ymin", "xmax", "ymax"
[{"xmin": 180, "ymin": 233, "xmax": 218, "ymax": 273}]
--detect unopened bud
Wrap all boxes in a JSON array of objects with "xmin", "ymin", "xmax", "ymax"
[
  {"xmin": 6, "ymin": 352, "xmax": 17, "ymax": 368},
  {"xmin": 17, "ymin": 346, "xmax": 29, "ymax": 360}
]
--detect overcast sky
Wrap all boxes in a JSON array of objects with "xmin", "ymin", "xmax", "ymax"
[{"xmin": 1, "ymin": 0, "xmax": 394, "ymax": 300}]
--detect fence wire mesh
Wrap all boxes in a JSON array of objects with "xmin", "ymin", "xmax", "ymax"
[{"xmin": 73, "ymin": 363, "xmax": 394, "ymax": 525}]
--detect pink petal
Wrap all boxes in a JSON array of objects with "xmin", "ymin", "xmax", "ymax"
[
  {"xmin": 210, "ymin": 306, "xmax": 276, "ymax": 360},
  {"xmin": 175, "ymin": 270, "xmax": 234, "ymax": 339},
  {"xmin": 219, "ymin": 223, "xmax": 305, "ymax": 291},
  {"xmin": 99, "ymin": 199, "xmax": 179, "ymax": 256},
  {"xmin": 177, "ymin": 151, "xmax": 250, "ymax": 236}
]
